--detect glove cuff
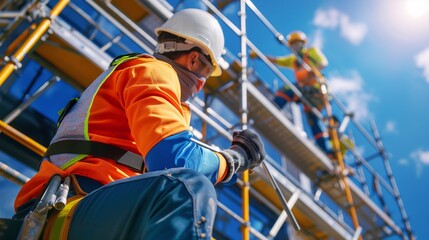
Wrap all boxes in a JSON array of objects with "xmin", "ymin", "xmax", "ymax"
[{"xmin": 219, "ymin": 148, "xmax": 246, "ymax": 183}]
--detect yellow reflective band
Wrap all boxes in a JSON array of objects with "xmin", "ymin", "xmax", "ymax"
[{"xmin": 44, "ymin": 195, "xmax": 84, "ymax": 240}]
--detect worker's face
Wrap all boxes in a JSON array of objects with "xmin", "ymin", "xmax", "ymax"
[{"xmin": 290, "ymin": 41, "xmax": 305, "ymax": 52}]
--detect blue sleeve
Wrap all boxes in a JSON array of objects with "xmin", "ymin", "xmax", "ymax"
[{"xmin": 145, "ymin": 130, "xmax": 221, "ymax": 184}]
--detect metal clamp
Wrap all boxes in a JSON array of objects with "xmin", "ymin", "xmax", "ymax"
[{"xmin": 4, "ymin": 56, "xmax": 23, "ymax": 69}]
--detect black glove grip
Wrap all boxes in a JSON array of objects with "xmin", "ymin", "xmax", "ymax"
[
  {"xmin": 232, "ymin": 130, "xmax": 265, "ymax": 168},
  {"xmin": 219, "ymin": 130, "xmax": 265, "ymax": 183}
]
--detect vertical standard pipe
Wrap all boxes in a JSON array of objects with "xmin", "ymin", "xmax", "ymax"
[
  {"xmin": 239, "ymin": 1, "xmax": 250, "ymax": 239},
  {"xmin": 0, "ymin": 0, "xmax": 70, "ymax": 86}
]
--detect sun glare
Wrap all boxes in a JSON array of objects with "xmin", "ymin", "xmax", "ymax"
[{"xmin": 406, "ymin": 0, "xmax": 429, "ymax": 17}]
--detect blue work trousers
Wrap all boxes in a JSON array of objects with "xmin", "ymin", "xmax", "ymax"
[{"xmin": 68, "ymin": 168, "xmax": 217, "ymax": 240}]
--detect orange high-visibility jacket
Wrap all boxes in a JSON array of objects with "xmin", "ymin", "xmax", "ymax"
[
  {"xmin": 274, "ymin": 47, "xmax": 328, "ymax": 87},
  {"xmin": 15, "ymin": 54, "xmax": 227, "ymax": 210}
]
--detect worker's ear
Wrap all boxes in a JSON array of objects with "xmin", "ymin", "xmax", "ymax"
[{"xmin": 186, "ymin": 51, "xmax": 199, "ymax": 70}]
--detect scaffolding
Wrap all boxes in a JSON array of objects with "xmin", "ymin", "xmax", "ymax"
[{"xmin": 0, "ymin": 0, "xmax": 414, "ymax": 239}]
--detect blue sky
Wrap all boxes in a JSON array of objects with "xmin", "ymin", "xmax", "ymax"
[{"xmin": 1, "ymin": 0, "xmax": 428, "ymax": 239}]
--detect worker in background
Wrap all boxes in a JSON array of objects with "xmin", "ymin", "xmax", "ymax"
[
  {"xmin": 250, "ymin": 31, "xmax": 331, "ymax": 155},
  {"xmin": 13, "ymin": 9, "xmax": 265, "ymax": 239}
]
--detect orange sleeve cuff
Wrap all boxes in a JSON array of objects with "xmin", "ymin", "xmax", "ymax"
[{"xmin": 214, "ymin": 152, "xmax": 228, "ymax": 184}]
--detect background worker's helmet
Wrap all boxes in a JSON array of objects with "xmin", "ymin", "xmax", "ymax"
[
  {"xmin": 155, "ymin": 8, "xmax": 225, "ymax": 77},
  {"xmin": 286, "ymin": 31, "xmax": 307, "ymax": 46}
]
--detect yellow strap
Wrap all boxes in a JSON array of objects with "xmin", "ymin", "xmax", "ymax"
[{"xmin": 43, "ymin": 195, "xmax": 84, "ymax": 240}]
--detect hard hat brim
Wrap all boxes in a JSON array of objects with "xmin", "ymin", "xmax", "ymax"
[{"xmin": 212, "ymin": 65, "xmax": 222, "ymax": 77}]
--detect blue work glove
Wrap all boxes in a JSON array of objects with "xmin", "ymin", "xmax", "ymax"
[{"xmin": 220, "ymin": 129, "xmax": 266, "ymax": 183}]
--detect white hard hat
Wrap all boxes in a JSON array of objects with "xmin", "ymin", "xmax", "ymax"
[{"xmin": 155, "ymin": 8, "xmax": 225, "ymax": 77}]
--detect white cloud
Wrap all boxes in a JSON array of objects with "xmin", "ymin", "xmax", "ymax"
[
  {"xmin": 328, "ymin": 71, "xmax": 372, "ymax": 121},
  {"xmin": 313, "ymin": 8, "xmax": 367, "ymax": 45},
  {"xmin": 313, "ymin": 8, "xmax": 341, "ymax": 29},
  {"xmin": 339, "ymin": 15, "xmax": 368, "ymax": 45},
  {"xmin": 411, "ymin": 149, "xmax": 429, "ymax": 164},
  {"xmin": 410, "ymin": 148, "xmax": 429, "ymax": 177},
  {"xmin": 385, "ymin": 120, "xmax": 397, "ymax": 133},
  {"xmin": 398, "ymin": 158, "xmax": 409, "ymax": 165},
  {"xmin": 414, "ymin": 47, "xmax": 429, "ymax": 83}
]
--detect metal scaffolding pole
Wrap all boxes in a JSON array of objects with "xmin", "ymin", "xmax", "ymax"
[
  {"xmin": 2, "ymin": 76, "xmax": 60, "ymax": 124},
  {"xmin": 238, "ymin": 1, "xmax": 250, "ymax": 239},
  {"xmin": 370, "ymin": 120, "xmax": 414, "ymax": 240},
  {"xmin": 0, "ymin": 161, "xmax": 29, "ymax": 186},
  {"xmin": 0, "ymin": 0, "xmax": 70, "ymax": 86}
]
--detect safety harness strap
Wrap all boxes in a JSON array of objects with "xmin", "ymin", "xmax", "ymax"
[{"xmin": 44, "ymin": 140, "xmax": 145, "ymax": 172}]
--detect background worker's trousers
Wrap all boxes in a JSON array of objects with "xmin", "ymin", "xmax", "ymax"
[
  {"xmin": 273, "ymin": 84, "xmax": 331, "ymax": 154},
  {"xmin": 66, "ymin": 168, "xmax": 217, "ymax": 240}
]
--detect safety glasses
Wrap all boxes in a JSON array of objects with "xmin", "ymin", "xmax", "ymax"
[{"xmin": 198, "ymin": 53, "xmax": 214, "ymax": 78}]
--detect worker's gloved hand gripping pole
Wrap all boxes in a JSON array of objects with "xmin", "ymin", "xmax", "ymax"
[
  {"xmin": 192, "ymin": 129, "xmax": 300, "ymax": 231},
  {"xmin": 219, "ymin": 130, "xmax": 265, "ymax": 182}
]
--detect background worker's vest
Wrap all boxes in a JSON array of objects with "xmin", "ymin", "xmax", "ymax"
[{"xmin": 292, "ymin": 49, "xmax": 327, "ymax": 111}]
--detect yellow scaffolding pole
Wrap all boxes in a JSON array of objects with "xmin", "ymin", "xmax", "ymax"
[
  {"xmin": 241, "ymin": 171, "xmax": 250, "ymax": 239},
  {"xmin": 0, "ymin": 0, "xmax": 70, "ymax": 86},
  {"xmin": 300, "ymin": 60, "xmax": 362, "ymax": 240},
  {"xmin": 0, "ymin": 120, "xmax": 46, "ymax": 156}
]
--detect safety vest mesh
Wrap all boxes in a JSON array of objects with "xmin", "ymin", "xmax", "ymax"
[{"xmin": 46, "ymin": 54, "xmax": 142, "ymax": 170}]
